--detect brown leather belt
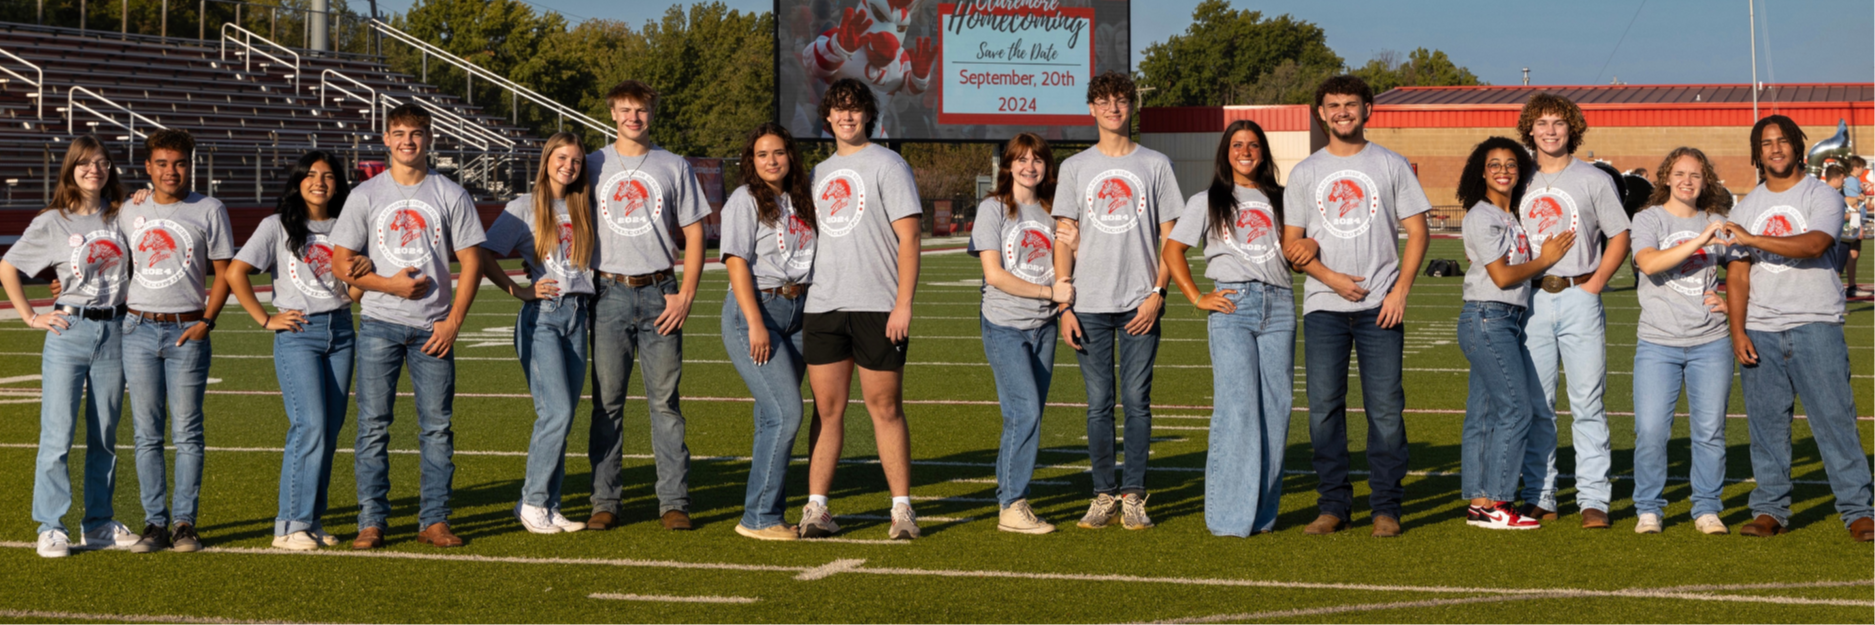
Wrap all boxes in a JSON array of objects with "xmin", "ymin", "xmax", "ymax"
[
  {"xmin": 1534, "ymin": 274, "xmax": 1593, "ymax": 294},
  {"xmin": 129, "ymin": 308, "xmax": 205, "ymax": 323},
  {"xmin": 597, "ymin": 269, "xmax": 673, "ymax": 288},
  {"xmin": 761, "ymin": 283, "xmax": 807, "ymax": 300}
]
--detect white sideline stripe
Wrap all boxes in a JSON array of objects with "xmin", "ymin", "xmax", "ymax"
[
  {"xmin": 796, "ymin": 537, "xmax": 910, "ymax": 545},
  {"xmin": 911, "ymin": 496, "xmax": 1000, "ymax": 503},
  {"xmin": 588, "ymin": 593, "xmax": 758, "ymax": 604},
  {"xmin": 837, "ymin": 514, "xmax": 973, "ymax": 523},
  {"xmin": 794, "ymin": 558, "xmax": 867, "ymax": 581},
  {"xmin": 0, "ymin": 609, "xmax": 301, "ymax": 624},
  {"xmin": 1152, "ymin": 593, "xmax": 1569, "ymax": 623},
  {"xmin": 953, "ymin": 478, "xmax": 1068, "ymax": 486}
]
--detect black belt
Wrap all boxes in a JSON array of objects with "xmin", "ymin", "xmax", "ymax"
[{"xmin": 53, "ymin": 304, "xmax": 127, "ymax": 320}]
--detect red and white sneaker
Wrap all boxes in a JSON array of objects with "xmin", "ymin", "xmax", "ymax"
[{"xmin": 1467, "ymin": 502, "xmax": 1541, "ymax": 530}]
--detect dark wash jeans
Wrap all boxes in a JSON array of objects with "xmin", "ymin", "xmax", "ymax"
[{"xmin": 1303, "ymin": 307, "xmax": 1408, "ymax": 521}]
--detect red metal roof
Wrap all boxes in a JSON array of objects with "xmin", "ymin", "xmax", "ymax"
[
  {"xmin": 1140, "ymin": 105, "xmax": 1314, "ymax": 133},
  {"xmin": 1374, "ymin": 83, "xmax": 1873, "ymax": 106}
]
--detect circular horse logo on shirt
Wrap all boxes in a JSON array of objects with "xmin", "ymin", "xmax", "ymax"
[
  {"xmin": 1083, "ymin": 170, "xmax": 1146, "ymax": 235},
  {"xmin": 1221, "ymin": 201, "xmax": 1279, "ymax": 263},
  {"xmin": 1520, "ymin": 190, "xmax": 1581, "ymax": 246},
  {"xmin": 373, "ymin": 200, "xmax": 444, "ymax": 267},
  {"xmin": 1508, "ymin": 220, "xmax": 1532, "ymax": 264},
  {"xmin": 777, "ymin": 213, "xmax": 817, "ymax": 271},
  {"xmin": 130, "ymin": 219, "xmax": 197, "ymax": 289},
  {"xmin": 814, "ymin": 170, "xmax": 868, "ymax": 239},
  {"xmin": 1001, "ymin": 221, "xmax": 1055, "ymax": 283},
  {"xmin": 67, "ymin": 230, "xmax": 127, "ymax": 297},
  {"xmin": 1749, "ymin": 206, "xmax": 1807, "ymax": 274},
  {"xmin": 598, "ymin": 171, "xmax": 665, "ymax": 237},
  {"xmin": 286, "ymin": 233, "xmax": 342, "ymax": 300},
  {"xmin": 1657, "ymin": 230, "xmax": 1718, "ymax": 296},
  {"xmin": 1313, "ymin": 170, "xmax": 1380, "ymax": 239}
]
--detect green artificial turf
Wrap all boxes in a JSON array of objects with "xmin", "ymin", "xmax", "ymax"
[{"xmin": 0, "ymin": 237, "xmax": 1869, "ymax": 623}]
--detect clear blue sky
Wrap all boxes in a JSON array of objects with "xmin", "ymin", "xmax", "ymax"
[{"xmin": 369, "ymin": 0, "xmax": 1873, "ymax": 86}]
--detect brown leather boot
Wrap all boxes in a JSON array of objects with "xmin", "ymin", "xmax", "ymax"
[
  {"xmin": 416, "ymin": 522, "xmax": 464, "ymax": 548},
  {"xmin": 350, "ymin": 527, "xmax": 384, "ymax": 551},
  {"xmin": 1371, "ymin": 515, "xmax": 1402, "ymax": 538},
  {"xmin": 1302, "ymin": 514, "xmax": 1345, "ymax": 535},
  {"xmin": 1849, "ymin": 517, "xmax": 1872, "ymax": 542},
  {"xmin": 1518, "ymin": 503, "xmax": 1558, "ymax": 521},
  {"xmin": 1580, "ymin": 508, "xmax": 1611, "ymax": 529},
  {"xmin": 1738, "ymin": 514, "xmax": 1786, "ymax": 537},
  {"xmin": 661, "ymin": 510, "xmax": 693, "ymax": 531},
  {"xmin": 586, "ymin": 511, "xmax": 618, "ymax": 531}
]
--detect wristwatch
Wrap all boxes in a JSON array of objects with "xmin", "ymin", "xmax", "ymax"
[
  {"xmin": 1150, "ymin": 287, "xmax": 1167, "ymax": 299},
  {"xmin": 199, "ymin": 318, "xmax": 216, "ymax": 331}
]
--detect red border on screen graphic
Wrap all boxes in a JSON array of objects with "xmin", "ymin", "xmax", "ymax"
[{"xmin": 935, "ymin": 3, "xmax": 1097, "ymax": 127}]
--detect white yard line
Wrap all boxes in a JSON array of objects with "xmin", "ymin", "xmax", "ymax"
[
  {"xmin": 587, "ymin": 593, "xmax": 758, "ymax": 604},
  {"xmin": 0, "ymin": 609, "xmax": 301, "ymax": 624}
]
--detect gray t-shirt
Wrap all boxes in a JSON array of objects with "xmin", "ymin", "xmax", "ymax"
[
  {"xmin": 4, "ymin": 209, "xmax": 127, "ymax": 309},
  {"xmin": 480, "ymin": 196, "xmax": 596, "ymax": 296},
  {"xmin": 805, "ymin": 144, "xmax": 923, "ymax": 314},
  {"xmin": 1727, "ymin": 176, "xmax": 1847, "ymax": 332},
  {"xmin": 234, "ymin": 215, "xmax": 351, "ymax": 315},
  {"xmin": 968, "ymin": 198, "xmax": 1056, "ymax": 330},
  {"xmin": 1168, "ymin": 186, "xmax": 1290, "ymax": 287},
  {"xmin": 1629, "ymin": 207, "xmax": 1727, "ymax": 347},
  {"xmin": 330, "ymin": 171, "xmax": 487, "ymax": 330},
  {"xmin": 1518, "ymin": 158, "xmax": 1630, "ymax": 278},
  {"xmin": 1281, "ymin": 143, "xmax": 1433, "ymax": 315},
  {"xmin": 119, "ymin": 193, "xmax": 234, "ymax": 313},
  {"xmin": 1050, "ymin": 144, "xmax": 1182, "ymax": 314},
  {"xmin": 1461, "ymin": 203, "xmax": 1533, "ymax": 306},
  {"xmin": 586, "ymin": 146, "xmax": 711, "ymax": 276},
  {"xmin": 718, "ymin": 185, "xmax": 815, "ymax": 289}
]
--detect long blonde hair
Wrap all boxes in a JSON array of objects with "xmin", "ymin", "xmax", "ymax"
[
  {"xmin": 47, "ymin": 135, "xmax": 126, "ymax": 218},
  {"xmin": 533, "ymin": 132, "xmax": 594, "ymax": 270}
]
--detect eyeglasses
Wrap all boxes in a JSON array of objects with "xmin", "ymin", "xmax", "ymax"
[
  {"xmin": 1485, "ymin": 162, "xmax": 1517, "ymax": 173},
  {"xmin": 1093, "ymin": 98, "xmax": 1130, "ymax": 111}
]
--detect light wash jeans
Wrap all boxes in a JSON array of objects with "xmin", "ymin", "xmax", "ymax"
[
  {"xmin": 516, "ymin": 296, "xmax": 589, "ymax": 509},
  {"xmin": 1204, "ymin": 282, "xmax": 1294, "ymax": 537},
  {"xmin": 1070, "ymin": 308, "xmax": 1161, "ymax": 496},
  {"xmin": 1520, "ymin": 285, "xmax": 1611, "ymax": 513},
  {"xmin": 33, "ymin": 315, "xmax": 125, "ymax": 534},
  {"xmin": 1457, "ymin": 301, "xmax": 1544, "ymax": 503},
  {"xmin": 722, "ymin": 293, "xmax": 807, "ymax": 530},
  {"xmin": 353, "ymin": 317, "xmax": 456, "ymax": 530},
  {"xmin": 588, "ymin": 277, "xmax": 690, "ymax": 515},
  {"xmin": 1740, "ymin": 323, "xmax": 1873, "ymax": 527},
  {"xmin": 273, "ymin": 309, "xmax": 354, "ymax": 536},
  {"xmin": 981, "ymin": 315, "xmax": 1058, "ymax": 508},
  {"xmin": 1302, "ymin": 306, "xmax": 1408, "ymax": 520},
  {"xmin": 1630, "ymin": 337, "xmax": 1730, "ymax": 519},
  {"xmin": 122, "ymin": 316, "xmax": 211, "ymax": 527}
]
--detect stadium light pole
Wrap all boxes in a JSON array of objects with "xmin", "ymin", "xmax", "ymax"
[{"xmin": 1749, "ymin": 0, "xmax": 1758, "ymax": 120}]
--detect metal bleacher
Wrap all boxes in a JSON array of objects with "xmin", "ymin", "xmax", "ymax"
[{"xmin": 0, "ymin": 20, "xmax": 541, "ymax": 212}]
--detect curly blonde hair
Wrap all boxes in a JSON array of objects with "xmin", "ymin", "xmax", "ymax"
[
  {"xmin": 1517, "ymin": 93, "xmax": 1588, "ymax": 155},
  {"xmin": 1643, "ymin": 147, "xmax": 1730, "ymax": 216}
]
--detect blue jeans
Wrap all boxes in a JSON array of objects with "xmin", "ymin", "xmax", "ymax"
[
  {"xmin": 273, "ymin": 309, "xmax": 355, "ymax": 536},
  {"xmin": 722, "ymin": 293, "xmax": 807, "ymax": 530},
  {"xmin": 516, "ymin": 296, "xmax": 589, "ymax": 508},
  {"xmin": 1740, "ymin": 323, "xmax": 1873, "ymax": 527},
  {"xmin": 123, "ymin": 316, "xmax": 211, "ymax": 527},
  {"xmin": 353, "ymin": 317, "xmax": 456, "ymax": 530},
  {"xmin": 1204, "ymin": 282, "xmax": 1294, "ymax": 536},
  {"xmin": 1521, "ymin": 286, "xmax": 1612, "ymax": 513},
  {"xmin": 33, "ymin": 316, "xmax": 125, "ymax": 534},
  {"xmin": 1457, "ymin": 301, "xmax": 1544, "ymax": 503},
  {"xmin": 1071, "ymin": 308, "xmax": 1160, "ymax": 496},
  {"xmin": 981, "ymin": 315, "xmax": 1058, "ymax": 508},
  {"xmin": 588, "ymin": 277, "xmax": 689, "ymax": 515},
  {"xmin": 1302, "ymin": 306, "xmax": 1407, "ymax": 520},
  {"xmin": 1630, "ymin": 337, "xmax": 1730, "ymax": 519}
]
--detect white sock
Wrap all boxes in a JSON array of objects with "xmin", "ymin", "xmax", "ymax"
[
  {"xmin": 892, "ymin": 496, "xmax": 911, "ymax": 508},
  {"xmin": 808, "ymin": 494, "xmax": 829, "ymax": 508}
]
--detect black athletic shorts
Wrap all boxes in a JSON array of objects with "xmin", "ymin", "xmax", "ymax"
[{"xmin": 803, "ymin": 310, "xmax": 908, "ymax": 370}]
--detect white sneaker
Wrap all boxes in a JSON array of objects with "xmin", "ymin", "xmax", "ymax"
[
  {"xmin": 1635, "ymin": 513, "xmax": 1663, "ymax": 534},
  {"xmin": 1120, "ymin": 493, "xmax": 1155, "ymax": 530},
  {"xmin": 1694, "ymin": 513, "xmax": 1729, "ymax": 535},
  {"xmin": 1077, "ymin": 494, "xmax": 1121, "ymax": 529},
  {"xmin": 888, "ymin": 502, "xmax": 921, "ymax": 540},
  {"xmin": 271, "ymin": 531, "xmax": 320, "ymax": 551},
  {"xmin": 799, "ymin": 501, "xmax": 841, "ymax": 538},
  {"xmin": 546, "ymin": 508, "xmax": 585, "ymax": 533},
  {"xmin": 515, "ymin": 502, "xmax": 558, "ymax": 534},
  {"xmin": 998, "ymin": 500, "xmax": 1056, "ymax": 534},
  {"xmin": 308, "ymin": 526, "xmax": 341, "ymax": 547},
  {"xmin": 81, "ymin": 520, "xmax": 138, "ymax": 550},
  {"xmin": 36, "ymin": 530, "xmax": 71, "ymax": 558}
]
